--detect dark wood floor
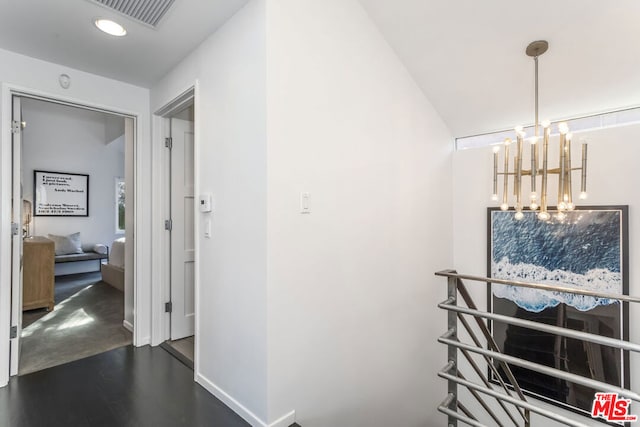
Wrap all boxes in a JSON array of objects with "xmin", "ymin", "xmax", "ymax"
[{"xmin": 0, "ymin": 345, "xmax": 250, "ymax": 427}]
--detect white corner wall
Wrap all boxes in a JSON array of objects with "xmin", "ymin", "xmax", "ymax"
[
  {"xmin": 150, "ymin": 1, "xmax": 268, "ymax": 424},
  {"xmin": 22, "ymin": 99, "xmax": 124, "ymax": 259},
  {"xmin": 453, "ymin": 124, "xmax": 640, "ymax": 426},
  {"xmin": 0, "ymin": 47, "xmax": 151, "ymax": 387},
  {"xmin": 265, "ymin": 1, "xmax": 454, "ymax": 425}
]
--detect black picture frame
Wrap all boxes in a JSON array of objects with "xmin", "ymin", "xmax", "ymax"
[
  {"xmin": 34, "ymin": 170, "xmax": 90, "ymax": 217},
  {"xmin": 487, "ymin": 206, "xmax": 629, "ymax": 418}
]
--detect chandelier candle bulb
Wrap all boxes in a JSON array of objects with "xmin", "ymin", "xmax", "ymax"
[
  {"xmin": 538, "ymin": 210, "xmax": 551, "ymax": 221},
  {"xmin": 558, "ymin": 122, "xmax": 569, "ymax": 135}
]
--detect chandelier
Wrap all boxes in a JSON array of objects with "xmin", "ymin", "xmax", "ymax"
[{"xmin": 492, "ymin": 40, "xmax": 588, "ymax": 221}]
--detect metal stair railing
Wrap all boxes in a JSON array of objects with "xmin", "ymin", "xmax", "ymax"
[{"xmin": 435, "ymin": 269, "xmax": 640, "ymax": 427}]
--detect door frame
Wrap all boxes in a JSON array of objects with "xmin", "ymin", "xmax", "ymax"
[
  {"xmin": 9, "ymin": 95, "xmax": 23, "ymax": 376},
  {"xmin": 150, "ymin": 83, "xmax": 200, "ymax": 374},
  {"xmin": 0, "ymin": 83, "xmax": 148, "ymax": 385}
]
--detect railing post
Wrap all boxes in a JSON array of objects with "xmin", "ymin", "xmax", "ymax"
[{"xmin": 447, "ymin": 276, "xmax": 458, "ymax": 427}]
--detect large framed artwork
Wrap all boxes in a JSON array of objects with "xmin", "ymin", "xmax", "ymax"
[
  {"xmin": 487, "ymin": 206, "xmax": 629, "ymax": 416},
  {"xmin": 34, "ymin": 170, "xmax": 89, "ymax": 217}
]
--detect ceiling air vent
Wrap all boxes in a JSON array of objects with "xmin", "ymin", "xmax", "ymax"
[{"xmin": 89, "ymin": 0, "xmax": 176, "ymax": 28}]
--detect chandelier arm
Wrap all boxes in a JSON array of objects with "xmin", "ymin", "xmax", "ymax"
[
  {"xmin": 502, "ymin": 141, "xmax": 510, "ymax": 209},
  {"xmin": 541, "ymin": 126, "xmax": 550, "ymax": 213},
  {"xmin": 492, "ymin": 151, "xmax": 498, "ymax": 197},
  {"xmin": 581, "ymin": 144, "xmax": 588, "ymax": 194},
  {"xmin": 566, "ymin": 136, "xmax": 573, "ymax": 207},
  {"xmin": 530, "ymin": 143, "xmax": 537, "ymax": 195},
  {"xmin": 558, "ymin": 132, "xmax": 565, "ymax": 208},
  {"xmin": 516, "ymin": 134, "xmax": 523, "ymax": 209}
]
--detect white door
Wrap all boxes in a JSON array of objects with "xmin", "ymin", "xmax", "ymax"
[
  {"xmin": 10, "ymin": 96, "xmax": 24, "ymax": 375},
  {"xmin": 170, "ymin": 118, "xmax": 195, "ymax": 339}
]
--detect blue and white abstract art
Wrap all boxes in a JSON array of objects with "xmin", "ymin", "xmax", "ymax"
[{"xmin": 491, "ymin": 209, "xmax": 623, "ymax": 312}]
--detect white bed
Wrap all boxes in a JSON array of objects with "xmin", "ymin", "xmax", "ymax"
[{"xmin": 101, "ymin": 237, "xmax": 125, "ymax": 291}]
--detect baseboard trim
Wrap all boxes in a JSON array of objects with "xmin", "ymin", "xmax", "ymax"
[
  {"xmin": 130, "ymin": 324, "xmax": 150, "ymax": 347},
  {"xmin": 195, "ymin": 373, "xmax": 265, "ymax": 426},
  {"xmin": 195, "ymin": 373, "xmax": 295, "ymax": 427},
  {"xmin": 136, "ymin": 336, "xmax": 151, "ymax": 346},
  {"xmin": 268, "ymin": 410, "xmax": 296, "ymax": 427}
]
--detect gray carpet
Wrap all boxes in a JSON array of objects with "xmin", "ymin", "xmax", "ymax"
[
  {"xmin": 22, "ymin": 272, "xmax": 103, "ymax": 328},
  {"xmin": 19, "ymin": 278, "xmax": 132, "ymax": 375}
]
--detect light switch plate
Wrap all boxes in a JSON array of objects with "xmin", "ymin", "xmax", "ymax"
[{"xmin": 300, "ymin": 192, "xmax": 310, "ymax": 214}]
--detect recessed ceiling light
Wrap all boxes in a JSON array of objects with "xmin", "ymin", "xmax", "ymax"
[{"xmin": 94, "ymin": 19, "xmax": 127, "ymax": 37}]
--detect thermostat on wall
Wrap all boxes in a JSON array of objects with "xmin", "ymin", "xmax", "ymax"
[{"xmin": 199, "ymin": 194, "xmax": 213, "ymax": 213}]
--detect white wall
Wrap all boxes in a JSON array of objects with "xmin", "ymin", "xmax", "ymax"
[
  {"xmin": 151, "ymin": 1, "xmax": 268, "ymax": 424},
  {"xmin": 22, "ymin": 99, "xmax": 124, "ymax": 273},
  {"xmin": 265, "ymin": 1, "xmax": 454, "ymax": 426},
  {"xmin": 0, "ymin": 47, "xmax": 151, "ymax": 386},
  {"xmin": 453, "ymin": 124, "xmax": 640, "ymax": 426}
]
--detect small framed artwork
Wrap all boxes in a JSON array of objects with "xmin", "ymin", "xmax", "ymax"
[
  {"xmin": 487, "ymin": 206, "xmax": 629, "ymax": 416},
  {"xmin": 34, "ymin": 170, "xmax": 89, "ymax": 217}
]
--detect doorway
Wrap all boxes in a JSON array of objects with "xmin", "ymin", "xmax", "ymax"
[
  {"xmin": 10, "ymin": 95, "xmax": 136, "ymax": 375},
  {"xmin": 157, "ymin": 90, "xmax": 196, "ymax": 366}
]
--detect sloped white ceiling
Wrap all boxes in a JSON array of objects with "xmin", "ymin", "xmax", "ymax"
[
  {"xmin": 1, "ymin": 0, "xmax": 638, "ymax": 134},
  {"xmin": 0, "ymin": 0, "xmax": 249, "ymax": 88},
  {"xmin": 359, "ymin": 0, "xmax": 640, "ymax": 137}
]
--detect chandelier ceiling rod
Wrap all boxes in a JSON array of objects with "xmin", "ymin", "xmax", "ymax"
[{"xmin": 526, "ymin": 40, "xmax": 548, "ymax": 139}]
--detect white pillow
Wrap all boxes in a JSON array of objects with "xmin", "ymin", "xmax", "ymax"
[
  {"xmin": 48, "ymin": 232, "xmax": 84, "ymax": 256},
  {"xmin": 93, "ymin": 244, "xmax": 108, "ymax": 255}
]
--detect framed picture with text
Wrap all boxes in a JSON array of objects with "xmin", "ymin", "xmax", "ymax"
[{"xmin": 34, "ymin": 170, "xmax": 89, "ymax": 217}]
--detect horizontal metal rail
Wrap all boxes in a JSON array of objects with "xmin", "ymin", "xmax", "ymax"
[
  {"xmin": 438, "ymin": 366, "xmax": 592, "ymax": 427},
  {"xmin": 438, "ymin": 334, "xmax": 640, "ymax": 402},
  {"xmin": 438, "ymin": 393, "xmax": 488, "ymax": 427},
  {"xmin": 452, "ymin": 279, "xmax": 532, "ymax": 425},
  {"xmin": 457, "ymin": 400, "xmax": 479, "ymax": 424},
  {"xmin": 458, "ymin": 369, "xmax": 506, "ymax": 427},
  {"xmin": 457, "ymin": 314, "xmax": 522, "ymax": 426},
  {"xmin": 436, "ymin": 269, "xmax": 640, "ymax": 426},
  {"xmin": 454, "ymin": 279, "xmax": 532, "ymax": 425},
  {"xmin": 439, "ymin": 299, "xmax": 640, "ymax": 353},
  {"xmin": 435, "ymin": 269, "xmax": 640, "ymax": 304},
  {"xmin": 458, "ymin": 350, "xmax": 516, "ymax": 427}
]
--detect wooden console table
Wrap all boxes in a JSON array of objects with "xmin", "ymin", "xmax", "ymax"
[{"xmin": 23, "ymin": 237, "xmax": 55, "ymax": 311}]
